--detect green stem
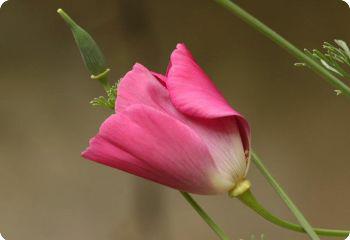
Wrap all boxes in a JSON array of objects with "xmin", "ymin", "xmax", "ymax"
[
  {"xmin": 180, "ymin": 191, "xmax": 230, "ymax": 240},
  {"xmin": 214, "ymin": 0, "xmax": 350, "ymax": 96},
  {"xmin": 251, "ymin": 151, "xmax": 319, "ymax": 239},
  {"xmin": 237, "ymin": 189, "xmax": 349, "ymax": 237}
]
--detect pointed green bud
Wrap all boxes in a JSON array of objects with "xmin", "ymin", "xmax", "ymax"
[{"xmin": 57, "ymin": 9, "xmax": 110, "ymax": 86}]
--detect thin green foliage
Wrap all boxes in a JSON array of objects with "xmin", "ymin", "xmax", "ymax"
[
  {"xmin": 296, "ymin": 39, "xmax": 350, "ymax": 94},
  {"xmin": 90, "ymin": 82, "xmax": 118, "ymax": 110}
]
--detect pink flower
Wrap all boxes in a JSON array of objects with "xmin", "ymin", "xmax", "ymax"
[{"xmin": 82, "ymin": 44, "xmax": 251, "ymax": 195}]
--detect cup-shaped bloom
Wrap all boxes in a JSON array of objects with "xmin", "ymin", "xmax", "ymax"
[{"xmin": 82, "ymin": 44, "xmax": 251, "ymax": 195}]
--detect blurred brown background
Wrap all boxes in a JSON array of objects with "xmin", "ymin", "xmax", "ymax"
[{"xmin": 0, "ymin": 0, "xmax": 349, "ymax": 239}]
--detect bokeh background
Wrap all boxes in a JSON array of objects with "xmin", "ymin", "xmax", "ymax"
[{"xmin": 0, "ymin": 0, "xmax": 349, "ymax": 239}]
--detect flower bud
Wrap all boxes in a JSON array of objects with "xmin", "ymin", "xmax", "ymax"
[{"xmin": 57, "ymin": 9, "xmax": 109, "ymax": 86}]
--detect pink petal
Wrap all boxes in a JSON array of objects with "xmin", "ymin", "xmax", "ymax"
[
  {"xmin": 82, "ymin": 104, "xmax": 220, "ymax": 194},
  {"xmin": 115, "ymin": 63, "xmax": 170, "ymax": 113},
  {"xmin": 150, "ymin": 71, "xmax": 167, "ymax": 85},
  {"xmin": 166, "ymin": 43, "xmax": 251, "ymax": 153},
  {"xmin": 82, "ymin": 136, "xmax": 162, "ymax": 182},
  {"xmin": 166, "ymin": 43, "xmax": 236, "ymax": 118}
]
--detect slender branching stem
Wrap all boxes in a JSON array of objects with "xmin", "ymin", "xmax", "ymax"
[{"xmin": 214, "ymin": 0, "xmax": 350, "ymax": 96}]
